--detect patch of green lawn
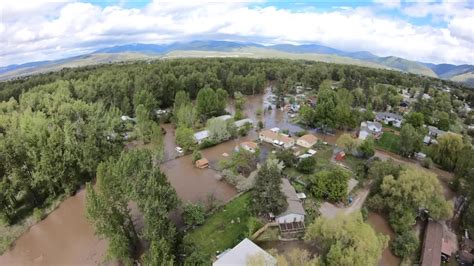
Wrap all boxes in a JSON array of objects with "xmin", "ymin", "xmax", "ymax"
[
  {"xmin": 376, "ymin": 132, "xmax": 401, "ymax": 154},
  {"xmin": 186, "ymin": 193, "xmax": 252, "ymax": 257}
]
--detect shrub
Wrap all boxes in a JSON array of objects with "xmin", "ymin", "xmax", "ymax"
[
  {"xmin": 33, "ymin": 208, "xmax": 45, "ymax": 222},
  {"xmin": 421, "ymin": 157, "xmax": 433, "ymax": 169},
  {"xmin": 297, "ymin": 156, "xmax": 316, "ymax": 174},
  {"xmin": 390, "ymin": 231, "xmax": 419, "ymax": 258},
  {"xmin": 183, "ymin": 202, "xmax": 206, "ymax": 226},
  {"xmin": 192, "ymin": 150, "xmax": 202, "ymax": 163}
]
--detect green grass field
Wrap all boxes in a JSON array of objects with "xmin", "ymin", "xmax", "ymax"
[
  {"xmin": 376, "ymin": 132, "xmax": 401, "ymax": 154},
  {"xmin": 186, "ymin": 193, "xmax": 252, "ymax": 257}
]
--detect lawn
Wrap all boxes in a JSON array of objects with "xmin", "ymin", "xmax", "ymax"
[
  {"xmin": 376, "ymin": 132, "xmax": 401, "ymax": 154},
  {"xmin": 186, "ymin": 192, "xmax": 253, "ymax": 257}
]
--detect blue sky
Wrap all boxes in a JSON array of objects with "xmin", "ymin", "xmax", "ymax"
[{"xmin": 1, "ymin": 0, "xmax": 473, "ymax": 65}]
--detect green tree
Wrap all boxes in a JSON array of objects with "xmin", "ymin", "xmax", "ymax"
[
  {"xmin": 183, "ymin": 202, "xmax": 206, "ymax": 226},
  {"xmin": 234, "ymin": 91, "xmax": 245, "ymax": 120},
  {"xmin": 431, "ymin": 133, "xmax": 464, "ymax": 171},
  {"xmin": 192, "ymin": 150, "xmax": 202, "ymax": 163},
  {"xmin": 175, "ymin": 126, "xmax": 195, "ymax": 152},
  {"xmin": 358, "ymin": 138, "xmax": 375, "ymax": 158},
  {"xmin": 252, "ymin": 158, "xmax": 287, "ymax": 215},
  {"xmin": 297, "ymin": 156, "xmax": 316, "ymax": 174},
  {"xmin": 336, "ymin": 133, "xmax": 360, "ymax": 153},
  {"xmin": 175, "ymin": 103, "xmax": 197, "ymax": 128},
  {"xmin": 173, "ymin": 91, "xmax": 190, "ymax": 117},
  {"xmin": 399, "ymin": 124, "xmax": 422, "ymax": 157},
  {"xmin": 305, "ymin": 212, "xmax": 388, "ymax": 266},
  {"xmin": 308, "ymin": 168, "xmax": 349, "ymax": 202},
  {"xmin": 207, "ymin": 117, "xmax": 230, "ymax": 143},
  {"xmin": 276, "ymin": 149, "xmax": 297, "ymax": 168},
  {"xmin": 314, "ymin": 83, "xmax": 338, "ymax": 130},
  {"xmin": 405, "ymin": 112, "xmax": 424, "ymax": 128}
]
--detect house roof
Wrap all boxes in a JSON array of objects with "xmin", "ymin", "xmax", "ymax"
[
  {"xmin": 194, "ymin": 130, "xmax": 209, "ymax": 141},
  {"xmin": 361, "ymin": 121, "xmax": 382, "ymax": 132},
  {"xmin": 421, "ymin": 221, "xmax": 443, "ymax": 266},
  {"xmin": 195, "ymin": 158, "xmax": 209, "ymax": 167},
  {"xmin": 376, "ymin": 112, "xmax": 403, "ymax": 121},
  {"xmin": 260, "ymin": 130, "xmax": 294, "ymax": 144},
  {"xmin": 213, "ymin": 238, "xmax": 276, "ymax": 266},
  {"xmin": 213, "ymin": 114, "xmax": 232, "ymax": 121},
  {"xmin": 234, "ymin": 118, "xmax": 253, "ymax": 128},
  {"xmin": 241, "ymin": 141, "xmax": 258, "ymax": 150},
  {"xmin": 427, "ymin": 125, "xmax": 445, "ymax": 136},
  {"xmin": 277, "ymin": 178, "xmax": 305, "ymax": 217},
  {"xmin": 297, "ymin": 134, "xmax": 318, "ymax": 145}
]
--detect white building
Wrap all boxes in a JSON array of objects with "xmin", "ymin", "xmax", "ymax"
[
  {"xmin": 376, "ymin": 112, "xmax": 403, "ymax": 128},
  {"xmin": 213, "ymin": 238, "xmax": 276, "ymax": 266},
  {"xmin": 234, "ymin": 118, "xmax": 254, "ymax": 128},
  {"xmin": 194, "ymin": 130, "xmax": 209, "ymax": 144},
  {"xmin": 276, "ymin": 179, "xmax": 305, "ymax": 224},
  {"xmin": 359, "ymin": 121, "xmax": 382, "ymax": 140},
  {"xmin": 259, "ymin": 129, "xmax": 295, "ymax": 149}
]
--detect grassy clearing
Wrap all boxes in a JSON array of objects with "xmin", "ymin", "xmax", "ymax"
[
  {"xmin": 376, "ymin": 132, "xmax": 401, "ymax": 154},
  {"xmin": 186, "ymin": 193, "xmax": 253, "ymax": 256}
]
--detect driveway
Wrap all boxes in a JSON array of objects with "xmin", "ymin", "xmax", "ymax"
[{"xmin": 319, "ymin": 186, "xmax": 370, "ymax": 219}]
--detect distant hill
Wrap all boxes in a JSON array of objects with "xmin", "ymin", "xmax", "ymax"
[
  {"xmin": 450, "ymin": 71, "xmax": 474, "ymax": 87},
  {"xmin": 1, "ymin": 40, "xmax": 472, "ymax": 87}
]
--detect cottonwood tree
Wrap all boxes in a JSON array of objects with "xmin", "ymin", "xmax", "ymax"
[
  {"xmin": 305, "ymin": 212, "xmax": 388, "ymax": 266},
  {"xmin": 431, "ymin": 132, "xmax": 464, "ymax": 171},
  {"xmin": 399, "ymin": 124, "xmax": 422, "ymax": 157},
  {"xmin": 175, "ymin": 126, "xmax": 195, "ymax": 152}
]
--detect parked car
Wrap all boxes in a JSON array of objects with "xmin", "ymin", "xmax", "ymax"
[{"xmin": 175, "ymin": 146, "xmax": 184, "ymax": 153}]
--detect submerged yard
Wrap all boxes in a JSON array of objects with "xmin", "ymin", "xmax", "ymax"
[{"xmin": 186, "ymin": 193, "xmax": 254, "ymax": 257}]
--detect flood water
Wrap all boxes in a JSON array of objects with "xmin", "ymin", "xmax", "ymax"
[
  {"xmin": 0, "ymin": 85, "xmax": 451, "ymax": 265},
  {"xmin": 367, "ymin": 212, "xmax": 401, "ymax": 266},
  {"xmin": 0, "ymin": 190, "xmax": 112, "ymax": 266}
]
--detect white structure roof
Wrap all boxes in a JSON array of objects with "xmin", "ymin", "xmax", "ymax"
[
  {"xmin": 270, "ymin": 127, "xmax": 280, "ymax": 133},
  {"xmin": 194, "ymin": 130, "xmax": 209, "ymax": 141},
  {"xmin": 213, "ymin": 238, "xmax": 276, "ymax": 266},
  {"xmin": 234, "ymin": 118, "xmax": 254, "ymax": 128},
  {"xmin": 213, "ymin": 114, "xmax": 233, "ymax": 121}
]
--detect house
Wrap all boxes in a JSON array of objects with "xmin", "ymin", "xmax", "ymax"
[
  {"xmin": 259, "ymin": 129, "xmax": 295, "ymax": 149},
  {"xmin": 358, "ymin": 121, "xmax": 382, "ymax": 140},
  {"xmin": 195, "ymin": 158, "xmax": 209, "ymax": 169},
  {"xmin": 239, "ymin": 141, "xmax": 258, "ymax": 153},
  {"xmin": 424, "ymin": 126, "xmax": 446, "ymax": 145},
  {"xmin": 213, "ymin": 238, "xmax": 276, "ymax": 266},
  {"xmin": 375, "ymin": 112, "xmax": 403, "ymax": 128},
  {"xmin": 276, "ymin": 179, "xmax": 305, "ymax": 229},
  {"xmin": 296, "ymin": 134, "xmax": 318, "ymax": 148},
  {"xmin": 234, "ymin": 118, "xmax": 254, "ymax": 128},
  {"xmin": 194, "ymin": 130, "xmax": 209, "ymax": 144}
]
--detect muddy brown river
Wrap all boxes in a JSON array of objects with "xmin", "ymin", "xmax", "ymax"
[{"xmin": 0, "ymin": 86, "xmax": 454, "ymax": 265}]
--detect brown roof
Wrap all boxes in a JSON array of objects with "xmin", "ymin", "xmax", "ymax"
[
  {"xmin": 260, "ymin": 130, "xmax": 294, "ymax": 144},
  {"xmin": 195, "ymin": 158, "xmax": 209, "ymax": 168},
  {"xmin": 241, "ymin": 141, "xmax": 258, "ymax": 149},
  {"xmin": 278, "ymin": 178, "xmax": 305, "ymax": 217},
  {"xmin": 297, "ymin": 134, "xmax": 318, "ymax": 145},
  {"xmin": 421, "ymin": 221, "xmax": 443, "ymax": 266}
]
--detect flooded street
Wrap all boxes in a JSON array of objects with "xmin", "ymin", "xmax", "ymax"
[
  {"xmin": 367, "ymin": 212, "xmax": 401, "ymax": 266},
  {"xmin": 0, "ymin": 190, "xmax": 111, "ymax": 266}
]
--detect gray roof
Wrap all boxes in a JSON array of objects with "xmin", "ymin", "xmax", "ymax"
[
  {"xmin": 212, "ymin": 114, "xmax": 232, "ymax": 121},
  {"xmin": 278, "ymin": 179, "xmax": 306, "ymax": 217},
  {"xmin": 194, "ymin": 130, "xmax": 209, "ymax": 141},
  {"xmin": 428, "ymin": 125, "xmax": 445, "ymax": 137},
  {"xmin": 376, "ymin": 112, "xmax": 403, "ymax": 121},
  {"xmin": 213, "ymin": 238, "xmax": 276, "ymax": 266},
  {"xmin": 234, "ymin": 118, "xmax": 254, "ymax": 128}
]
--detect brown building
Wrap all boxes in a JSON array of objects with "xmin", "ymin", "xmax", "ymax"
[
  {"xmin": 195, "ymin": 158, "xmax": 209, "ymax": 169},
  {"xmin": 421, "ymin": 221, "xmax": 443, "ymax": 266}
]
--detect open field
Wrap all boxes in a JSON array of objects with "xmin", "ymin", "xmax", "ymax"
[{"xmin": 186, "ymin": 193, "xmax": 253, "ymax": 257}]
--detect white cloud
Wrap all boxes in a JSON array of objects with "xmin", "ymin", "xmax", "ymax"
[{"xmin": 0, "ymin": 0, "xmax": 473, "ymax": 66}]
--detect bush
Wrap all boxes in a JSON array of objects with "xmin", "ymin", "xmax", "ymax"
[
  {"xmin": 421, "ymin": 157, "xmax": 433, "ymax": 169},
  {"xmin": 390, "ymin": 231, "xmax": 419, "ymax": 258},
  {"xmin": 33, "ymin": 208, "xmax": 45, "ymax": 222},
  {"xmin": 297, "ymin": 156, "xmax": 316, "ymax": 174},
  {"xmin": 295, "ymin": 130, "xmax": 308, "ymax": 137},
  {"xmin": 276, "ymin": 149, "xmax": 297, "ymax": 168},
  {"xmin": 192, "ymin": 150, "xmax": 202, "ymax": 163},
  {"xmin": 183, "ymin": 203, "xmax": 206, "ymax": 226}
]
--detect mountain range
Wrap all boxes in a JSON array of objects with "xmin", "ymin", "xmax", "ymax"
[{"xmin": 1, "ymin": 40, "xmax": 473, "ymax": 87}]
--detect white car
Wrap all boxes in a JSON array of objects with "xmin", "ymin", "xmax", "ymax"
[{"xmin": 175, "ymin": 147, "xmax": 184, "ymax": 153}]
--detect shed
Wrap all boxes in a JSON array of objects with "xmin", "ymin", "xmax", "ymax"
[
  {"xmin": 194, "ymin": 130, "xmax": 209, "ymax": 144},
  {"xmin": 213, "ymin": 238, "xmax": 276, "ymax": 266},
  {"xmin": 240, "ymin": 141, "xmax": 258, "ymax": 153},
  {"xmin": 195, "ymin": 158, "xmax": 209, "ymax": 169},
  {"xmin": 335, "ymin": 151, "xmax": 346, "ymax": 161}
]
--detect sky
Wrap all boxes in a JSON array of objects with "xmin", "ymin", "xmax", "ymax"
[{"xmin": 0, "ymin": 0, "xmax": 473, "ymax": 66}]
